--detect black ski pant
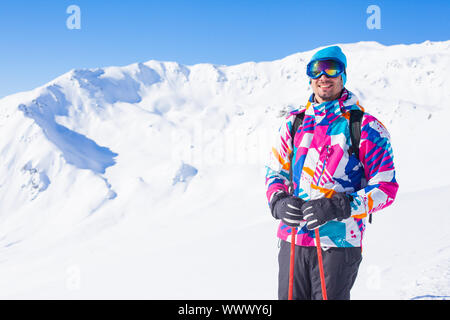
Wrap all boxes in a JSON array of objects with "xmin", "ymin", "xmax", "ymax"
[{"xmin": 278, "ymin": 240, "xmax": 362, "ymax": 300}]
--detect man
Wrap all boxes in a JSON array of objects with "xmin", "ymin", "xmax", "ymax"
[{"xmin": 265, "ymin": 46, "xmax": 399, "ymax": 300}]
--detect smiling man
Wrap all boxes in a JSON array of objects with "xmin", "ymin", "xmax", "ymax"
[{"xmin": 265, "ymin": 46, "xmax": 399, "ymax": 300}]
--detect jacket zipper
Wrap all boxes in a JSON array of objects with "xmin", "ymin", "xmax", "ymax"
[{"xmin": 317, "ymin": 145, "xmax": 330, "ymax": 185}]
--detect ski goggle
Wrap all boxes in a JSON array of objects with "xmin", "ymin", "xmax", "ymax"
[{"xmin": 306, "ymin": 59, "xmax": 345, "ymax": 79}]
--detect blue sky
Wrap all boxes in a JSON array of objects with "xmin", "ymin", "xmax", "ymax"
[{"xmin": 0, "ymin": 0, "xmax": 449, "ymax": 98}]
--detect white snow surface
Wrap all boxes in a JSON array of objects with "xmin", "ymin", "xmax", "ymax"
[{"xmin": 0, "ymin": 40, "xmax": 449, "ymax": 299}]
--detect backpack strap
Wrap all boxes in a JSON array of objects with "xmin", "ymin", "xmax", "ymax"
[
  {"xmin": 288, "ymin": 112, "xmax": 305, "ymax": 194},
  {"xmin": 349, "ymin": 109, "xmax": 370, "ymax": 222},
  {"xmin": 350, "ymin": 109, "xmax": 364, "ymax": 159}
]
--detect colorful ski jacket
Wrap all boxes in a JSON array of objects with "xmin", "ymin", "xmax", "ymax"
[{"xmin": 265, "ymin": 89, "xmax": 399, "ymax": 247}]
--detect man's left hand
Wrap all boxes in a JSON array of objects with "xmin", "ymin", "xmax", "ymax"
[{"xmin": 301, "ymin": 193, "xmax": 352, "ymax": 230}]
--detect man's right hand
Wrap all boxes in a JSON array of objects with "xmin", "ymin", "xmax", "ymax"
[{"xmin": 270, "ymin": 192, "xmax": 305, "ymax": 227}]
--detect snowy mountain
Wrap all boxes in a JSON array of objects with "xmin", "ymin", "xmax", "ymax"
[{"xmin": 0, "ymin": 40, "xmax": 449, "ymax": 299}]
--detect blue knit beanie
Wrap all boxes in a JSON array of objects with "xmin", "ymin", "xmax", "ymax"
[{"xmin": 308, "ymin": 45, "xmax": 347, "ymax": 85}]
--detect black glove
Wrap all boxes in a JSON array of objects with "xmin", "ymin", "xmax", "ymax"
[
  {"xmin": 301, "ymin": 193, "xmax": 352, "ymax": 230},
  {"xmin": 270, "ymin": 191, "xmax": 305, "ymax": 227}
]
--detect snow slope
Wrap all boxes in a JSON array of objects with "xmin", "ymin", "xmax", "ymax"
[{"xmin": 0, "ymin": 40, "xmax": 449, "ymax": 299}]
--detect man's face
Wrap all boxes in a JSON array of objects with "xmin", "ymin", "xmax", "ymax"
[{"xmin": 310, "ymin": 74, "xmax": 343, "ymax": 103}]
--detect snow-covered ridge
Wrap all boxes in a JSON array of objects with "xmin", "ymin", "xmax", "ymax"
[{"xmin": 0, "ymin": 40, "xmax": 449, "ymax": 299}]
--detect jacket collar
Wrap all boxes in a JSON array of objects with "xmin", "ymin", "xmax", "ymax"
[{"xmin": 306, "ymin": 88, "xmax": 363, "ymax": 119}]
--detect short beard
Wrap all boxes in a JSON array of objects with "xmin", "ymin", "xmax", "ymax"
[{"xmin": 317, "ymin": 91, "xmax": 338, "ymax": 101}]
